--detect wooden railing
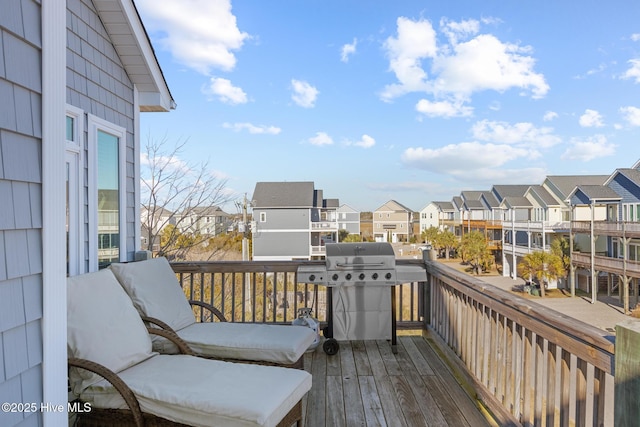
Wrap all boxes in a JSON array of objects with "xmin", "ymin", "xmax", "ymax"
[
  {"xmin": 170, "ymin": 259, "xmax": 424, "ymax": 328},
  {"xmin": 169, "ymin": 258, "xmax": 620, "ymax": 426},
  {"xmin": 424, "ymin": 261, "xmax": 615, "ymax": 426},
  {"xmin": 572, "ymin": 220, "xmax": 640, "ymax": 237}
]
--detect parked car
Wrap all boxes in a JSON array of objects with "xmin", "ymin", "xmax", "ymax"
[{"xmin": 418, "ymin": 244, "xmax": 432, "ymax": 251}]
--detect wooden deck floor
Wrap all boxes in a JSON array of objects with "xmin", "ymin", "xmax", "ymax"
[{"xmin": 301, "ymin": 335, "xmax": 492, "ymax": 427}]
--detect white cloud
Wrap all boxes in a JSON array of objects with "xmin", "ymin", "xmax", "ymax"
[
  {"xmin": 223, "ymin": 122, "xmax": 281, "ymax": 134},
  {"xmin": 341, "ymin": 38, "xmax": 357, "ymax": 62},
  {"xmin": 402, "ymin": 141, "xmax": 533, "ymax": 172},
  {"xmin": 543, "ymin": 111, "xmax": 558, "ymax": 121},
  {"xmin": 431, "ymin": 34, "xmax": 548, "ymax": 98},
  {"xmin": 471, "ymin": 120, "xmax": 561, "ymax": 148},
  {"xmin": 401, "ymin": 141, "xmax": 543, "ymax": 183},
  {"xmin": 381, "ymin": 17, "xmax": 437, "ymax": 100},
  {"xmin": 202, "ymin": 77, "xmax": 247, "ymax": 104},
  {"xmin": 439, "ymin": 18, "xmax": 480, "ymax": 45},
  {"xmin": 308, "ymin": 132, "xmax": 333, "ymax": 146},
  {"xmin": 381, "ymin": 18, "xmax": 548, "ymax": 105},
  {"xmin": 622, "ymin": 59, "xmax": 640, "ymax": 83},
  {"xmin": 291, "ymin": 79, "xmax": 319, "ymax": 108},
  {"xmin": 620, "ymin": 106, "xmax": 640, "ymax": 126},
  {"xmin": 354, "ymin": 134, "xmax": 376, "ymax": 148},
  {"xmin": 579, "ymin": 109, "xmax": 604, "ymax": 127},
  {"xmin": 416, "ymin": 99, "xmax": 473, "ymax": 118},
  {"xmin": 632, "ymin": 33, "xmax": 640, "ymax": 42},
  {"xmin": 136, "ymin": 0, "xmax": 248, "ymax": 74},
  {"xmin": 561, "ymin": 135, "xmax": 616, "ymax": 161}
]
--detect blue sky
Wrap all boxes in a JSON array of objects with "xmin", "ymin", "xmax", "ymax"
[{"xmin": 136, "ymin": 0, "xmax": 640, "ymax": 213}]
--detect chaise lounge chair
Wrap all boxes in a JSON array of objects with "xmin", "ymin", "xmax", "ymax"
[
  {"xmin": 109, "ymin": 257, "xmax": 316, "ymax": 369},
  {"xmin": 68, "ymin": 268, "xmax": 312, "ymax": 427}
]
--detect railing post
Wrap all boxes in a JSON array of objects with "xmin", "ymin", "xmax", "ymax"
[{"xmin": 615, "ymin": 319, "xmax": 640, "ymax": 426}]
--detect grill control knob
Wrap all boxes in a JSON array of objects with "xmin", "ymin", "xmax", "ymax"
[
  {"xmin": 345, "ymin": 273, "xmax": 352, "ymax": 280},
  {"xmin": 372, "ymin": 272, "xmax": 379, "ymax": 280},
  {"xmin": 359, "ymin": 273, "xmax": 365, "ymax": 280},
  {"xmin": 385, "ymin": 272, "xmax": 392, "ymax": 280},
  {"xmin": 332, "ymin": 273, "xmax": 339, "ymax": 281},
  {"xmin": 309, "ymin": 275, "xmax": 316, "ymax": 281}
]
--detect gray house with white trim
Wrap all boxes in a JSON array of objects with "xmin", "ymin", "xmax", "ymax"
[
  {"xmin": 251, "ymin": 181, "xmax": 339, "ymax": 260},
  {"xmin": 0, "ymin": 1, "xmax": 173, "ymax": 425}
]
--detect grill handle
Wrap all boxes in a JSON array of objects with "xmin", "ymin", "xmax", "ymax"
[{"xmin": 335, "ymin": 262, "xmax": 386, "ymax": 268}]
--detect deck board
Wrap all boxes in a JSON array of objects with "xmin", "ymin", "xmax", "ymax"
[{"xmin": 302, "ymin": 336, "xmax": 492, "ymax": 427}]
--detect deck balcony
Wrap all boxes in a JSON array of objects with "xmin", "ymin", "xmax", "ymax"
[{"xmin": 169, "ymin": 258, "xmax": 624, "ymax": 426}]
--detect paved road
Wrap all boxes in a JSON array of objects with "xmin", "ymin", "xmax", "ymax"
[{"xmin": 478, "ymin": 274, "xmax": 631, "ymax": 333}]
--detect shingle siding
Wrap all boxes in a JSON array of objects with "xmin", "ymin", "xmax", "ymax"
[
  {"xmin": 0, "ymin": 2, "xmax": 43, "ymax": 423},
  {"xmin": 67, "ymin": 0, "xmax": 137, "ymax": 261}
]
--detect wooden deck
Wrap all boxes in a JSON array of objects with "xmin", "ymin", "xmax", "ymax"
[{"xmin": 301, "ymin": 335, "xmax": 493, "ymax": 427}]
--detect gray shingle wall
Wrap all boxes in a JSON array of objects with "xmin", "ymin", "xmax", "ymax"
[
  {"xmin": 0, "ymin": 0, "xmax": 44, "ymax": 425},
  {"xmin": 67, "ymin": 0, "xmax": 137, "ymax": 262}
]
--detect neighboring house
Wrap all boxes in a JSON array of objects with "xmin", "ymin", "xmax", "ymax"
[
  {"xmin": 251, "ymin": 181, "xmax": 339, "ymax": 260},
  {"xmin": 373, "ymin": 200, "xmax": 414, "ymax": 243},
  {"xmin": 568, "ymin": 166, "xmax": 640, "ymax": 310},
  {"xmin": 0, "ymin": 1, "xmax": 174, "ymax": 425},
  {"xmin": 140, "ymin": 206, "xmax": 175, "ymax": 251},
  {"xmin": 176, "ymin": 206, "xmax": 231, "ymax": 237},
  {"xmin": 419, "ymin": 201, "xmax": 455, "ymax": 233},
  {"xmin": 337, "ymin": 204, "xmax": 360, "ymax": 236}
]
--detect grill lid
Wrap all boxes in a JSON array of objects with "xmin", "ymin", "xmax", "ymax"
[{"xmin": 325, "ymin": 242, "xmax": 395, "ymax": 272}]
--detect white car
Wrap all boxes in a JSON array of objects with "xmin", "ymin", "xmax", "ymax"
[{"xmin": 418, "ymin": 244, "xmax": 432, "ymax": 251}]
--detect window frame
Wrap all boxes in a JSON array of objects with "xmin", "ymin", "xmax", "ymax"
[
  {"xmin": 87, "ymin": 114, "xmax": 127, "ymax": 271},
  {"xmin": 66, "ymin": 105, "xmax": 85, "ymax": 276}
]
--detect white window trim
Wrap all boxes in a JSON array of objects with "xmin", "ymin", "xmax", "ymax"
[
  {"xmin": 260, "ymin": 212, "xmax": 267, "ymax": 222},
  {"xmin": 88, "ymin": 114, "xmax": 127, "ymax": 271},
  {"xmin": 66, "ymin": 105, "xmax": 85, "ymax": 276}
]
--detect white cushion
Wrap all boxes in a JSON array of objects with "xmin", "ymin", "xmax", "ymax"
[
  {"xmin": 67, "ymin": 269, "xmax": 155, "ymax": 394},
  {"xmin": 110, "ymin": 258, "xmax": 195, "ymax": 332},
  {"xmin": 172, "ymin": 323, "xmax": 316, "ymax": 363},
  {"xmin": 80, "ymin": 354, "xmax": 312, "ymax": 427}
]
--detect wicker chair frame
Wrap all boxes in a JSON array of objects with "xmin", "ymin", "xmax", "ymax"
[
  {"xmin": 140, "ymin": 299, "xmax": 305, "ymax": 370},
  {"xmin": 69, "ymin": 328, "xmax": 304, "ymax": 427}
]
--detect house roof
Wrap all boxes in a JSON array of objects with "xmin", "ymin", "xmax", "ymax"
[
  {"xmin": 480, "ymin": 191, "xmax": 499, "ymax": 208},
  {"xmin": 375, "ymin": 200, "xmax": 414, "ymax": 213},
  {"xmin": 545, "ymin": 175, "xmax": 608, "ymax": 200},
  {"xmin": 604, "ymin": 168, "xmax": 640, "ymax": 187},
  {"xmin": 451, "ymin": 196, "xmax": 464, "ymax": 210},
  {"xmin": 463, "ymin": 199, "xmax": 485, "ymax": 210},
  {"xmin": 526, "ymin": 185, "xmax": 562, "ymax": 206},
  {"xmin": 324, "ymin": 198, "xmax": 340, "ymax": 208},
  {"xmin": 252, "ymin": 182, "xmax": 316, "ymax": 208},
  {"xmin": 500, "ymin": 196, "xmax": 533, "ymax": 209},
  {"xmin": 431, "ymin": 201, "xmax": 455, "ymax": 211},
  {"xmin": 491, "ymin": 185, "xmax": 532, "ymax": 202},
  {"xmin": 338, "ymin": 204, "xmax": 359, "ymax": 213},
  {"xmin": 93, "ymin": 0, "xmax": 175, "ymax": 112},
  {"xmin": 569, "ymin": 185, "xmax": 622, "ymax": 204},
  {"xmin": 181, "ymin": 206, "xmax": 229, "ymax": 216}
]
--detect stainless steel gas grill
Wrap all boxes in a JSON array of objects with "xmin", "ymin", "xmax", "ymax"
[{"xmin": 298, "ymin": 242, "xmax": 426, "ymax": 355}]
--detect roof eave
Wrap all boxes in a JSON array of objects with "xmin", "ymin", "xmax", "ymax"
[{"xmin": 94, "ymin": 0, "xmax": 176, "ymax": 112}]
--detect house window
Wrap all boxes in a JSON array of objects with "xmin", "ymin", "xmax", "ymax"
[
  {"xmin": 66, "ymin": 105, "xmax": 84, "ymax": 276},
  {"xmin": 88, "ymin": 115, "xmax": 126, "ymax": 271},
  {"xmin": 260, "ymin": 212, "xmax": 267, "ymax": 222}
]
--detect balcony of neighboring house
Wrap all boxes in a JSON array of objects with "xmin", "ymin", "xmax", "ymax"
[
  {"xmin": 572, "ymin": 220, "xmax": 640, "ymax": 238},
  {"xmin": 165, "ymin": 258, "xmax": 623, "ymax": 427}
]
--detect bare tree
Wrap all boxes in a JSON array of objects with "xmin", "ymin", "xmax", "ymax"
[{"xmin": 140, "ymin": 135, "xmax": 234, "ymax": 260}]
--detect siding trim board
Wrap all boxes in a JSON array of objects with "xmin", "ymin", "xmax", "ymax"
[{"xmin": 42, "ymin": 0, "xmax": 69, "ymax": 423}]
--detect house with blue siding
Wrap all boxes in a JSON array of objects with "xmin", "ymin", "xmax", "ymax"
[
  {"xmin": 0, "ymin": 1, "xmax": 173, "ymax": 425},
  {"xmin": 568, "ymin": 165, "xmax": 640, "ymax": 311}
]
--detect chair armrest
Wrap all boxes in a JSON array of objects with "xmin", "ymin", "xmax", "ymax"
[
  {"xmin": 146, "ymin": 327, "xmax": 194, "ymax": 356},
  {"xmin": 188, "ymin": 300, "xmax": 228, "ymax": 322},
  {"xmin": 140, "ymin": 315, "xmax": 174, "ymax": 332},
  {"xmin": 68, "ymin": 357, "xmax": 144, "ymax": 427}
]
